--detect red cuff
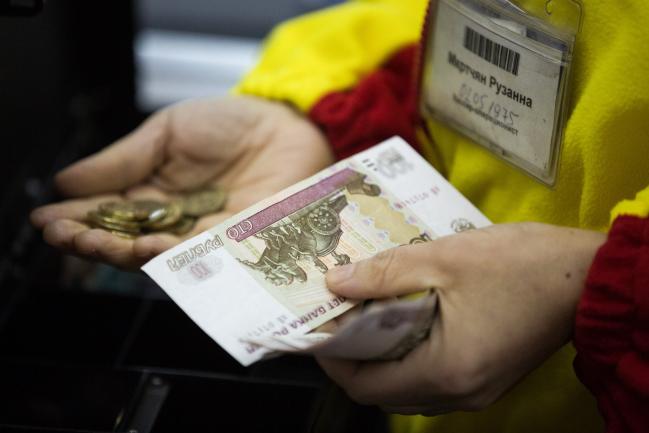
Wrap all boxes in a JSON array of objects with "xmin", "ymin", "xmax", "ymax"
[
  {"xmin": 309, "ymin": 44, "xmax": 422, "ymax": 160},
  {"xmin": 574, "ymin": 215, "xmax": 649, "ymax": 433}
]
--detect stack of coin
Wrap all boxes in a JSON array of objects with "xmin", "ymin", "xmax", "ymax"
[{"xmin": 86, "ymin": 186, "xmax": 227, "ymax": 239}]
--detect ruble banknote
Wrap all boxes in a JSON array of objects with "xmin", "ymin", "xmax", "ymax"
[{"xmin": 142, "ymin": 137, "xmax": 490, "ymax": 366}]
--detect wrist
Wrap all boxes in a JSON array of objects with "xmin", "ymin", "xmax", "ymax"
[{"xmin": 524, "ymin": 223, "xmax": 606, "ymax": 344}]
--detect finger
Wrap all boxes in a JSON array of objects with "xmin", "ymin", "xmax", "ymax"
[
  {"xmin": 42, "ymin": 219, "xmax": 90, "ymax": 253},
  {"xmin": 71, "ymin": 228, "xmax": 144, "ymax": 270},
  {"xmin": 191, "ymin": 212, "xmax": 234, "ymax": 233},
  {"xmin": 325, "ymin": 243, "xmax": 444, "ymax": 299},
  {"xmin": 56, "ymin": 113, "xmax": 168, "ymax": 197},
  {"xmin": 31, "ymin": 194, "xmax": 122, "ymax": 228},
  {"xmin": 44, "ymin": 219, "xmax": 141, "ymax": 269},
  {"xmin": 133, "ymin": 233, "xmax": 181, "ymax": 262},
  {"xmin": 131, "ymin": 210, "xmax": 234, "ymax": 263},
  {"xmin": 316, "ymin": 353, "xmax": 427, "ymax": 407},
  {"xmin": 316, "ymin": 357, "xmax": 360, "ymax": 391},
  {"xmin": 314, "ymin": 320, "xmax": 339, "ymax": 334}
]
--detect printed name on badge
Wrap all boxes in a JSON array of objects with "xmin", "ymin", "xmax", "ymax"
[{"xmin": 421, "ymin": 0, "xmax": 581, "ymax": 185}]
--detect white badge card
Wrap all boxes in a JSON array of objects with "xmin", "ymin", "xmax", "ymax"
[{"xmin": 421, "ymin": 0, "xmax": 581, "ymax": 185}]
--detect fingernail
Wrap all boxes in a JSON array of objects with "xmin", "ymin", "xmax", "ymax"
[{"xmin": 326, "ymin": 263, "xmax": 355, "ymax": 286}]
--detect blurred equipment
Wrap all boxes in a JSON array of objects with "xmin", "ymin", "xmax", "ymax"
[
  {"xmin": 134, "ymin": 0, "xmax": 344, "ymax": 110},
  {"xmin": 135, "ymin": 30, "xmax": 260, "ymax": 111}
]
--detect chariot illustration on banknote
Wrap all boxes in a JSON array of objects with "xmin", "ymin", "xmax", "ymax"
[
  {"xmin": 236, "ymin": 171, "xmax": 382, "ymax": 286},
  {"xmin": 218, "ymin": 163, "xmax": 437, "ymax": 324}
]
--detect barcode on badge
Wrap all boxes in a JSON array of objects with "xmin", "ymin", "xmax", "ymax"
[{"xmin": 463, "ymin": 27, "xmax": 520, "ymax": 76}]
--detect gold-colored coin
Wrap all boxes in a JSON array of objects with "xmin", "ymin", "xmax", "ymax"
[
  {"xmin": 87, "ymin": 211, "xmax": 141, "ymax": 234},
  {"xmin": 132, "ymin": 200, "xmax": 169, "ymax": 225},
  {"xmin": 88, "ymin": 211, "xmax": 141, "ymax": 229},
  {"xmin": 99, "ymin": 200, "xmax": 165, "ymax": 222},
  {"xmin": 167, "ymin": 216, "xmax": 197, "ymax": 236},
  {"xmin": 90, "ymin": 189, "xmax": 227, "ymax": 239},
  {"xmin": 145, "ymin": 201, "xmax": 182, "ymax": 230},
  {"xmin": 179, "ymin": 186, "xmax": 227, "ymax": 218},
  {"xmin": 143, "ymin": 205, "xmax": 168, "ymax": 225}
]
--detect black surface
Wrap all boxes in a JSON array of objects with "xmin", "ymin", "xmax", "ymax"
[
  {"xmin": 123, "ymin": 299, "xmax": 247, "ymax": 375},
  {"xmin": 0, "ymin": 362, "xmax": 138, "ymax": 432},
  {"xmin": 0, "ymin": 427, "xmax": 103, "ymax": 433},
  {"xmin": 0, "ymin": 291, "xmax": 140, "ymax": 365},
  {"xmin": 0, "ymin": 0, "xmax": 140, "ymax": 255},
  {"xmin": 0, "ymin": 288, "xmax": 336, "ymax": 432},
  {"xmin": 150, "ymin": 374, "xmax": 320, "ymax": 433},
  {"xmin": 0, "ymin": 285, "xmax": 387, "ymax": 433}
]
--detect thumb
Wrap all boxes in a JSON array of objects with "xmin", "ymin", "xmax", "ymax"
[
  {"xmin": 56, "ymin": 112, "xmax": 169, "ymax": 197},
  {"xmin": 325, "ymin": 243, "xmax": 441, "ymax": 299}
]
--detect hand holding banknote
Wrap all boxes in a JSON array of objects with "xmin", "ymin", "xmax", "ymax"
[
  {"xmin": 142, "ymin": 138, "xmax": 492, "ymax": 365},
  {"xmin": 30, "ymin": 96, "xmax": 333, "ymax": 269},
  {"xmin": 318, "ymin": 223, "xmax": 606, "ymax": 415}
]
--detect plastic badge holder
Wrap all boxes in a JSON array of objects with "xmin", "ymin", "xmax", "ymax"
[{"xmin": 421, "ymin": 0, "xmax": 582, "ymax": 185}]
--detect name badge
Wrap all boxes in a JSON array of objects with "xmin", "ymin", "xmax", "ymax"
[{"xmin": 421, "ymin": 0, "xmax": 581, "ymax": 185}]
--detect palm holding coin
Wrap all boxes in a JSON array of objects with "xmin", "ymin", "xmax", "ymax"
[
  {"xmin": 86, "ymin": 187, "xmax": 227, "ymax": 239},
  {"xmin": 31, "ymin": 96, "xmax": 334, "ymax": 269}
]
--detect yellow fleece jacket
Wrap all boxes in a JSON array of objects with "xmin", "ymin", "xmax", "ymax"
[{"xmin": 237, "ymin": 1, "xmax": 649, "ymax": 432}]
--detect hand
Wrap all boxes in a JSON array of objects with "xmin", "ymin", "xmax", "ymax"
[
  {"xmin": 31, "ymin": 96, "xmax": 334, "ymax": 269},
  {"xmin": 318, "ymin": 223, "xmax": 606, "ymax": 415}
]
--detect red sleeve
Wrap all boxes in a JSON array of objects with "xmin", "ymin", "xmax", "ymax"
[
  {"xmin": 574, "ymin": 215, "xmax": 649, "ymax": 433},
  {"xmin": 308, "ymin": 44, "xmax": 422, "ymax": 160}
]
